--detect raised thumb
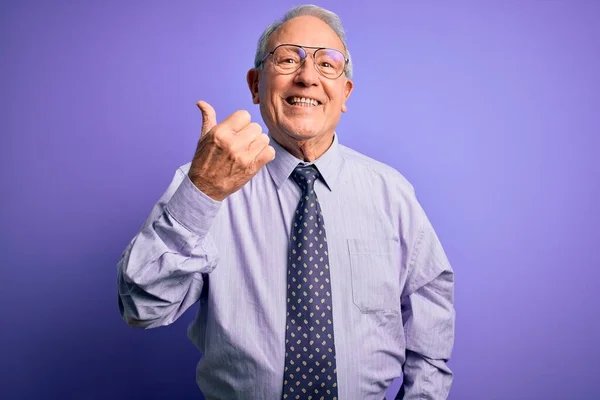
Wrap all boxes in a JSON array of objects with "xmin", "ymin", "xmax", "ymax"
[{"xmin": 196, "ymin": 100, "xmax": 217, "ymax": 136}]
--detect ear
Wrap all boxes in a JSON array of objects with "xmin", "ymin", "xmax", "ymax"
[
  {"xmin": 246, "ymin": 68, "xmax": 261, "ymax": 104},
  {"xmin": 341, "ymin": 78, "xmax": 354, "ymax": 113}
]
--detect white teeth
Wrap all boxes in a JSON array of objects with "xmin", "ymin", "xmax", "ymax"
[{"xmin": 289, "ymin": 97, "xmax": 319, "ymax": 106}]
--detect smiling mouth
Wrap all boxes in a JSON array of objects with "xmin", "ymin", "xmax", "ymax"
[{"xmin": 286, "ymin": 96, "xmax": 322, "ymax": 107}]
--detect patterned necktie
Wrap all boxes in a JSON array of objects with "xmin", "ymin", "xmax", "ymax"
[{"xmin": 281, "ymin": 164, "xmax": 338, "ymax": 400}]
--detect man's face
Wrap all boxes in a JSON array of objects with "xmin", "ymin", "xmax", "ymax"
[{"xmin": 248, "ymin": 15, "xmax": 354, "ymax": 145}]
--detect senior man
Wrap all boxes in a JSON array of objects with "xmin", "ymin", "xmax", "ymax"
[{"xmin": 118, "ymin": 4, "xmax": 455, "ymax": 400}]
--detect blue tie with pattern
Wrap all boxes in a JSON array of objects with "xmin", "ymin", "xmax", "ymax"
[{"xmin": 281, "ymin": 164, "xmax": 338, "ymax": 400}]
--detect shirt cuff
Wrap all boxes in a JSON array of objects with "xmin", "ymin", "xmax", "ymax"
[{"xmin": 165, "ymin": 174, "xmax": 222, "ymax": 237}]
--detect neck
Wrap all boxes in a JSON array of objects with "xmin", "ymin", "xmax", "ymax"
[{"xmin": 270, "ymin": 131, "xmax": 334, "ymax": 162}]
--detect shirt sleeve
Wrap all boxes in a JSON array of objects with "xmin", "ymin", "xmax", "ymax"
[
  {"xmin": 117, "ymin": 166, "xmax": 222, "ymax": 329},
  {"xmin": 397, "ymin": 205, "xmax": 455, "ymax": 399}
]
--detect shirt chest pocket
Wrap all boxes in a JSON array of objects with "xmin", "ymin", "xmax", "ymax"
[{"xmin": 347, "ymin": 238, "xmax": 401, "ymax": 314}]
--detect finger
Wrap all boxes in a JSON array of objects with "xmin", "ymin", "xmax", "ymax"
[
  {"xmin": 236, "ymin": 122, "xmax": 263, "ymax": 139},
  {"xmin": 196, "ymin": 100, "xmax": 217, "ymax": 136},
  {"xmin": 254, "ymin": 144, "xmax": 276, "ymax": 167},
  {"xmin": 220, "ymin": 109, "xmax": 252, "ymax": 133},
  {"xmin": 228, "ymin": 123, "xmax": 263, "ymax": 154},
  {"xmin": 247, "ymin": 132, "xmax": 270, "ymax": 155}
]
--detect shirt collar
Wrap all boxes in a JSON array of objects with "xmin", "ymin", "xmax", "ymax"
[{"xmin": 266, "ymin": 133, "xmax": 343, "ymax": 192}]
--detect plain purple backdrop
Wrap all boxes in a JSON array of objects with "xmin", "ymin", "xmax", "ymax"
[{"xmin": 1, "ymin": 1, "xmax": 599, "ymax": 399}]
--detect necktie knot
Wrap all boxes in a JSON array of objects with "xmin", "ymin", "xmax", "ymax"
[{"xmin": 291, "ymin": 164, "xmax": 320, "ymax": 193}]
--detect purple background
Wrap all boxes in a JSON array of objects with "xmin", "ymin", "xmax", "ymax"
[{"xmin": 1, "ymin": 1, "xmax": 599, "ymax": 399}]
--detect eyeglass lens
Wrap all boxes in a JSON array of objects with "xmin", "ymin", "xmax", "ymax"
[{"xmin": 271, "ymin": 45, "xmax": 346, "ymax": 78}]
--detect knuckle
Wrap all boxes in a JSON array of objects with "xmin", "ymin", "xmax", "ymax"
[
  {"xmin": 234, "ymin": 109, "xmax": 252, "ymax": 124},
  {"xmin": 213, "ymin": 129, "xmax": 232, "ymax": 148},
  {"xmin": 255, "ymin": 133, "xmax": 269, "ymax": 147},
  {"xmin": 231, "ymin": 151, "xmax": 245, "ymax": 165},
  {"xmin": 211, "ymin": 126, "xmax": 223, "ymax": 139},
  {"xmin": 210, "ymin": 130, "xmax": 224, "ymax": 147},
  {"xmin": 249, "ymin": 122, "xmax": 262, "ymax": 131},
  {"xmin": 261, "ymin": 134, "xmax": 271, "ymax": 145}
]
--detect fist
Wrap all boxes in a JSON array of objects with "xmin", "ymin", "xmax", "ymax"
[{"xmin": 188, "ymin": 100, "xmax": 276, "ymax": 201}]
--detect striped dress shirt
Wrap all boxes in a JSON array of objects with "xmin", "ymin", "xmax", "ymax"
[{"xmin": 117, "ymin": 133, "xmax": 455, "ymax": 399}]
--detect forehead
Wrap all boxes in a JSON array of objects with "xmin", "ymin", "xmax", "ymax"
[{"xmin": 268, "ymin": 15, "xmax": 345, "ymax": 52}]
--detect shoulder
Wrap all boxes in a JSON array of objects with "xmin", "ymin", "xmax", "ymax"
[{"xmin": 338, "ymin": 144, "xmax": 415, "ymax": 196}]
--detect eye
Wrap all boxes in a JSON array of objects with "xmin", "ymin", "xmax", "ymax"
[
  {"xmin": 320, "ymin": 62, "xmax": 333, "ymax": 68},
  {"xmin": 277, "ymin": 57, "xmax": 299, "ymax": 65}
]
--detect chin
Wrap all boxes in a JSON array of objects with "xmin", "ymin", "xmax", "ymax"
[
  {"xmin": 284, "ymin": 127, "xmax": 322, "ymax": 141},
  {"xmin": 282, "ymin": 120, "xmax": 323, "ymax": 139}
]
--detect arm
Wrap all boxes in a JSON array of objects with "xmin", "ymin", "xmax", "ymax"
[
  {"xmin": 117, "ymin": 100, "xmax": 274, "ymax": 329},
  {"xmin": 117, "ymin": 166, "xmax": 221, "ymax": 329},
  {"xmin": 397, "ymin": 213, "xmax": 455, "ymax": 399}
]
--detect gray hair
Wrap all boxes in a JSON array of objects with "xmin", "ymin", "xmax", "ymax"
[{"xmin": 253, "ymin": 4, "xmax": 353, "ymax": 78}]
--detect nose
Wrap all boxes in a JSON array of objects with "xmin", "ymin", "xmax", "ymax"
[{"xmin": 294, "ymin": 56, "xmax": 320, "ymax": 87}]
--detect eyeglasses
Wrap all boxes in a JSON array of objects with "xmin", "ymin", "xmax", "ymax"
[{"xmin": 259, "ymin": 44, "xmax": 348, "ymax": 79}]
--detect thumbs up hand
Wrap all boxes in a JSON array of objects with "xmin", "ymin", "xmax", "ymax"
[{"xmin": 188, "ymin": 101, "xmax": 276, "ymax": 201}]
